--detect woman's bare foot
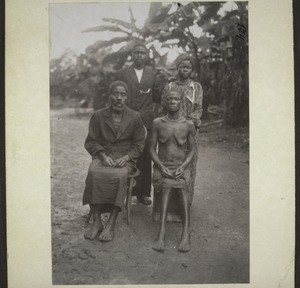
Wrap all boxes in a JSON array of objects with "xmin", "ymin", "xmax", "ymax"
[
  {"xmin": 84, "ymin": 219, "xmax": 103, "ymax": 240},
  {"xmin": 178, "ymin": 231, "xmax": 190, "ymax": 252},
  {"xmin": 98, "ymin": 224, "xmax": 115, "ymax": 242},
  {"xmin": 152, "ymin": 229, "xmax": 165, "ymax": 252}
]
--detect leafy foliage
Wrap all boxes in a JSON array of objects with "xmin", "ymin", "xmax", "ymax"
[{"xmin": 50, "ymin": 2, "xmax": 248, "ymax": 126}]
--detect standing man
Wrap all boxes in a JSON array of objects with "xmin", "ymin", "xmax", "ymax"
[{"xmin": 116, "ymin": 42, "xmax": 159, "ymax": 205}]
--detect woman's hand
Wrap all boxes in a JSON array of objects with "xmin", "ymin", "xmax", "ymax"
[
  {"xmin": 160, "ymin": 165, "xmax": 173, "ymax": 178},
  {"xmin": 114, "ymin": 155, "xmax": 130, "ymax": 167},
  {"xmin": 99, "ymin": 153, "xmax": 115, "ymax": 167},
  {"xmin": 174, "ymin": 165, "xmax": 186, "ymax": 179}
]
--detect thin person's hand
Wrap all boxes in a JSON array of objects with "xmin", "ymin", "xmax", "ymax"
[
  {"xmin": 114, "ymin": 155, "xmax": 130, "ymax": 167},
  {"xmin": 161, "ymin": 166, "xmax": 173, "ymax": 178},
  {"xmin": 174, "ymin": 166, "xmax": 184, "ymax": 179}
]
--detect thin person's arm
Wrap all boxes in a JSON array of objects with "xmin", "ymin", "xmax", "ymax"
[
  {"xmin": 174, "ymin": 121, "xmax": 196, "ymax": 178},
  {"xmin": 189, "ymin": 82, "xmax": 203, "ymax": 129}
]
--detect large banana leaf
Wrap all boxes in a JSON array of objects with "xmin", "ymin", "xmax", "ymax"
[
  {"xmin": 201, "ymin": 18, "xmax": 239, "ymax": 40},
  {"xmin": 102, "ymin": 50, "xmax": 130, "ymax": 69},
  {"xmin": 128, "ymin": 6, "xmax": 139, "ymax": 33},
  {"xmin": 221, "ymin": 9, "xmax": 240, "ymax": 21},
  {"xmin": 86, "ymin": 36, "xmax": 131, "ymax": 54},
  {"xmin": 148, "ymin": 3, "xmax": 172, "ymax": 24},
  {"xmin": 118, "ymin": 40, "xmax": 136, "ymax": 52},
  {"xmin": 147, "ymin": 2, "xmax": 163, "ymax": 19},
  {"xmin": 197, "ymin": 2, "xmax": 223, "ymax": 26},
  {"xmin": 82, "ymin": 25, "xmax": 129, "ymax": 34},
  {"xmin": 144, "ymin": 21, "xmax": 170, "ymax": 33},
  {"xmin": 154, "ymin": 29, "xmax": 188, "ymax": 45},
  {"xmin": 102, "ymin": 18, "xmax": 133, "ymax": 30},
  {"xmin": 142, "ymin": 3, "xmax": 173, "ymax": 35},
  {"xmin": 102, "ymin": 39, "xmax": 137, "ymax": 69},
  {"xmin": 144, "ymin": 2, "xmax": 199, "ymax": 34},
  {"xmin": 195, "ymin": 36, "xmax": 211, "ymax": 47},
  {"xmin": 176, "ymin": 16, "xmax": 194, "ymax": 29}
]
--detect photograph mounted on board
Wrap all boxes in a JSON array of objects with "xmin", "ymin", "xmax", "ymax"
[{"xmin": 50, "ymin": 1, "xmax": 249, "ymax": 285}]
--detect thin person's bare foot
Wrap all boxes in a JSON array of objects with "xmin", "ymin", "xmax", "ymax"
[
  {"xmin": 84, "ymin": 219, "xmax": 103, "ymax": 240},
  {"xmin": 152, "ymin": 229, "xmax": 165, "ymax": 252},
  {"xmin": 98, "ymin": 224, "xmax": 115, "ymax": 242},
  {"xmin": 178, "ymin": 230, "xmax": 190, "ymax": 252}
]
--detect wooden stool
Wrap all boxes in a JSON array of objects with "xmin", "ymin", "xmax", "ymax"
[{"xmin": 125, "ymin": 169, "xmax": 140, "ymax": 225}]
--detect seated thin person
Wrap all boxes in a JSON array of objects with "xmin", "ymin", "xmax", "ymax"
[
  {"xmin": 149, "ymin": 87, "xmax": 196, "ymax": 252},
  {"xmin": 83, "ymin": 81, "xmax": 145, "ymax": 242}
]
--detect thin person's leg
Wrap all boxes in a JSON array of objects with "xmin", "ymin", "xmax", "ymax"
[
  {"xmin": 98, "ymin": 205, "xmax": 120, "ymax": 242},
  {"xmin": 190, "ymin": 132, "xmax": 199, "ymax": 202},
  {"xmin": 84, "ymin": 204, "xmax": 103, "ymax": 240},
  {"xmin": 141, "ymin": 149, "xmax": 152, "ymax": 197},
  {"xmin": 178, "ymin": 188, "xmax": 190, "ymax": 252},
  {"xmin": 153, "ymin": 188, "xmax": 172, "ymax": 252}
]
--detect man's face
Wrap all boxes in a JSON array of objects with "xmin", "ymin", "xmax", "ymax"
[
  {"xmin": 110, "ymin": 86, "xmax": 127, "ymax": 112},
  {"xmin": 178, "ymin": 60, "xmax": 193, "ymax": 80},
  {"xmin": 132, "ymin": 46, "xmax": 147, "ymax": 69},
  {"xmin": 165, "ymin": 91, "xmax": 182, "ymax": 112}
]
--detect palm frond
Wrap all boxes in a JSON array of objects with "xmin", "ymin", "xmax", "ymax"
[
  {"xmin": 197, "ymin": 2, "xmax": 223, "ymax": 26},
  {"xmin": 221, "ymin": 9, "xmax": 240, "ymax": 21},
  {"xmin": 86, "ymin": 36, "xmax": 131, "ymax": 54},
  {"xmin": 128, "ymin": 5, "xmax": 136, "ymax": 24},
  {"xmin": 102, "ymin": 18, "xmax": 132, "ymax": 30},
  {"xmin": 101, "ymin": 39, "xmax": 138, "ymax": 67},
  {"xmin": 82, "ymin": 25, "xmax": 129, "ymax": 34},
  {"xmin": 102, "ymin": 50, "xmax": 130, "ymax": 69},
  {"xmin": 148, "ymin": 3, "xmax": 172, "ymax": 24},
  {"xmin": 128, "ymin": 6, "xmax": 140, "ymax": 33},
  {"xmin": 147, "ymin": 2, "xmax": 163, "ymax": 19}
]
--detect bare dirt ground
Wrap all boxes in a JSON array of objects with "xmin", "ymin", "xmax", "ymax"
[{"xmin": 51, "ymin": 108, "xmax": 249, "ymax": 285}]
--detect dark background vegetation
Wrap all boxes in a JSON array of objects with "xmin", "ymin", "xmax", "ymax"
[{"xmin": 50, "ymin": 2, "xmax": 248, "ymax": 127}]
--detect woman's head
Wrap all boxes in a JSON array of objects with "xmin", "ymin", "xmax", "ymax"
[
  {"xmin": 108, "ymin": 81, "xmax": 128, "ymax": 112},
  {"xmin": 165, "ymin": 86, "xmax": 183, "ymax": 113},
  {"xmin": 176, "ymin": 53, "xmax": 195, "ymax": 80}
]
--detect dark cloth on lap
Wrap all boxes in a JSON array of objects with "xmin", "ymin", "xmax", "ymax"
[{"xmin": 83, "ymin": 158, "xmax": 135, "ymax": 210}]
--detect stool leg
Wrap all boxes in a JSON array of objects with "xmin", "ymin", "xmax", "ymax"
[{"xmin": 127, "ymin": 178, "xmax": 134, "ymax": 225}]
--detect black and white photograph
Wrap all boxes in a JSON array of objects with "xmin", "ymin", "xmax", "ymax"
[
  {"xmin": 5, "ymin": 0, "xmax": 296, "ymax": 286},
  {"xmin": 50, "ymin": 1, "xmax": 249, "ymax": 285}
]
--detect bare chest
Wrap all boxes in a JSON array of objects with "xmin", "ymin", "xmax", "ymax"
[{"xmin": 158, "ymin": 123, "xmax": 189, "ymax": 146}]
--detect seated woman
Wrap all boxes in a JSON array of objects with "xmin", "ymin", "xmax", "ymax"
[
  {"xmin": 149, "ymin": 87, "xmax": 196, "ymax": 252},
  {"xmin": 83, "ymin": 81, "xmax": 145, "ymax": 242}
]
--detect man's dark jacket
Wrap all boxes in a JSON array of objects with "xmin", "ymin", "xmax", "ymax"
[
  {"xmin": 84, "ymin": 106, "xmax": 145, "ymax": 163},
  {"xmin": 116, "ymin": 65, "xmax": 159, "ymax": 130}
]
